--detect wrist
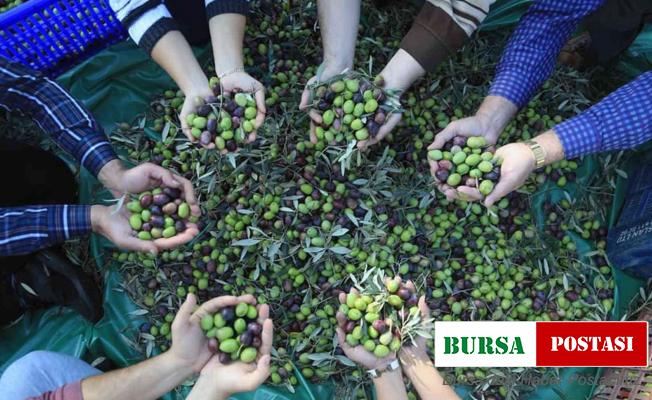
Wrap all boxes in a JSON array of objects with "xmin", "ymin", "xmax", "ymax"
[
  {"xmin": 97, "ymin": 160, "xmax": 127, "ymax": 193},
  {"xmin": 90, "ymin": 205, "xmax": 106, "ymax": 234},
  {"xmin": 372, "ymin": 367, "xmax": 403, "ymax": 386},
  {"xmin": 380, "ymin": 49, "xmax": 425, "ymax": 93},
  {"xmin": 321, "ymin": 59, "xmax": 352, "ymax": 78},
  {"xmin": 475, "ymin": 95, "xmax": 518, "ymax": 142}
]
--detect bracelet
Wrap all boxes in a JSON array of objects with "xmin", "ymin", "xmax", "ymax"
[
  {"xmin": 366, "ymin": 359, "xmax": 400, "ymax": 379},
  {"xmin": 217, "ymin": 67, "xmax": 246, "ymax": 80},
  {"xmin": 523, "ymin": 140, "xmax": 546, "ymax": 169}
]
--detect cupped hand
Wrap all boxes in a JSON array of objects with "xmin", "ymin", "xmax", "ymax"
[
  {"xmin": 91, "ymin": 204, "xmax": 159, "ymax": 254},
  {"xmin": 335, "ymin": 289, "xmax": 397, "ymax": 370},
  {"xmin": 187, "ymin": 296, "xmax": 273, "ymax": 400},
  {"xmin": 220, "ymin": 72, "xmax": 266, "ymax": 142},
  {"xmin": 483, "ymin": 143, "xmax": 536, "ymax": 207},
  {"xmin": 180, "ymin": 89, "xmax": 214, "ymax": 144}
]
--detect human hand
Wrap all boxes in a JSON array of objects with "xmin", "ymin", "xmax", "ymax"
[
  {"xmin": 180, "ymin": 89, "xmax": 214, "ymax": 145},
  {"xmin": 219, "ymin": 72, "xmax": 266, "ymax": 142},
  {"xmin": 482, "ymin": 143, "xmax": 536, "ymax": 207},
  {"xmin": 335, "ymin": 289, "xmax": 397, "ymax": 370},
  {"xmin": 398, "ymin": 295, "xmax": 432, "ymax": 370},
  {"xmin": 299, "ymin": 65, "xmax": 346, "ymax": 144},
  {"xmin": 187, "ymin": 298, "xmax": 273, "ymax": 400},
  {"xmin": 167, "ymin": 294, "xmax": 260, "ymax": 375}
]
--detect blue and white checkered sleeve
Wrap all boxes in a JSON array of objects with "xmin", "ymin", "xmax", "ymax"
[
  {"xmin": 0, "ymin": 205, "xmax": 92, "ymax": 256},
  {"xmin": 555, "ymin": 72, "xmax": 652, "ymax": 159},
  {"xmin": 0, "ymin": 56, "xmax": 118, "ymax": 177},
  {"xmin": 489, "ymin": 0, "xmax": 604, "ymax": 108}
]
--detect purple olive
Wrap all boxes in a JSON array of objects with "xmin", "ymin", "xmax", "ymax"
[
  {"xmin": 206, "ymin": 118, "xmax": 217, "ymax": 133},
  {"xmin": 372, "ymin": 319, "xmax": 388, "ymax": 334},
  {"xmin": 398, "ymin": 287, "xmax": 411, "ymax": 300},
  {"xmin": 438, "ymin": 160, "xmax": 453, "ymax": 170},
  {"xmin": 374, "ymin": 111, "xmax": 386, "ymax": 125},
  {"xmin": 367, "ymin": 121, "xmax": 380, "ymax": 137},
  {"xmin": 226, "ymin": 140, "xmax": 237, "ymax": 152},
  {"xmin": 344, "ymin": 320, "xmax": 356, "ymax": 334},
  {"xmin": 200, "ymin": 130, "xmax": 212, "ymax": 146},
  {"xmin": 175, "ymin": 220, "xmax": 186, "ymax": 232},
  {"xmin": 204, "ymin": 95, "xmax": 217, "ymax": 104},
  {"xmin": 453, "ymin": 136, "xmax": 467, "ymax": 147},
  {"xmin": 151, "ymin": 216, "xmax": 165, "ymax": 228},
  {"xmin": 150, "ymin": 205, "xmax": 162, "ymax": 215},
  {"xmin": 435, "ymin": 169, "xmax": 450, "ymax": 182},
  {"xmin": 163, "ymin": 187, "xmax": 181, "ymax": 199},
  {"xmin": 221, "ymin": 307, "xmax": 235, "ymax": 322},
  {"xmin": 139, "ymin": 194, "xmax": 153, "ymax": 208},
  {"xmin": 153, "ymin": 193, "xmax": 170, "ymax": 206},
  {"xmin": 240, "ymin": 331, "xmax": 254, "ymax": 346},
  {"xmin": 141, "ymin": 222, "xmax": 152, "ymax": 232},
  {"xmin": 196, "ymin": 104, "xmax": 211, "ymax": 117},
  {"xmin": 218, "ymin": 352, "xmax": 231, "ymax": 364},
  {"xmin": 233, "ymin": 107, "xmax": 244, "ymax": 118},
  {"xmin": 252, "ymin": 336, "xmax": 262, "ymax": 348},
  {"xmin": 247, "ymin": 322, "xmax": 263, "ymax": 335},
  {"xmin": 223, "ymin": 100, "xmax": 237, "ymax": 113}
]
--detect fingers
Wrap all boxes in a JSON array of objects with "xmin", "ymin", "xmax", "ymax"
[
  {"xmin": 190, "ymin": 294, "xmax": 257, "ymax": 324},
  {"xmin": 308, "ymin": 110, "xmax": 323, "ymax": 125},
  {"xmin": 173, "ymin": 293, "xmax": 197, "ymax": 327},
  {"xmin": 152, "ymin": 224, "xmax": 199, "ymax": 250},
  {"xmin": 417, "ymin": 295, "xmax": 430, "ymax": 319},
  {"xmin": 254, "ymin": 89, "xmax": 266, "ymax": 129},
  {"xmin": 259, "ymin": 318, "xmax": 274, "ymax": 357},
  {"xmin": 429, "ymin": 122, "xmax": 459, "ymax": 150},
  {"xmin": 336, "ymin": 311, "xmax": 347, "ymax": 327},
  {"xmin": 299, "ymin": 88, "xmax": 310, "ymax": 110},
  {"xmin": 484, "ymin": 173, "xmax": 515, "ymax": 208},
  {"xmin": 117, "ymin": 235, "xmax": 158, "ymax": 255},
  {"xmin": 357, "ymin": 113, "xmax": 401, "ymax": 150},
  {"xmin": 248, "ymin": 354, "xmax": 271, "ymax": 387},
  {"xmin": 456, "ymin": 186, "xmax": 483, "ymax": 202},
  {"xmin": 309, "ymin": 122, "xmax": 318, "ymax": 144},
  {"xmin": 171, "ymin": 174, "xmax": 200, "ymax": 213},
  {"xmin": 246, "ymin": 132, "xmax": 257, "ymax": 143},
  {"xmin": 336, "ymin": 327, "xmax": 352, "ymax": 352},
  {"xmin": 257, "ymin": 303, "xmax": 270, "ymax": 322}
]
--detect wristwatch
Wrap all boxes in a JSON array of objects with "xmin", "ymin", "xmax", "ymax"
[
  {"xmin": 367, "ymin": 359, "xmax": 400, "ymax": 379},
  {"xmin": 524, "ymin": 140, "xmax": 546, "ymax": 169}
]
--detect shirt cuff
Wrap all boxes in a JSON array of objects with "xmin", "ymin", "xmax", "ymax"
[
  {"xmin": 206, "ymin": 0, "xmax": 250, "ymax": 20},
  {"xmin": 48, "ymin": 205, "xmax": 93, "ymax": 243},
  {"xmin": 125, "ymin": 4, "xmax": 179, "ymax": 54},
  {"xmin": 489, "ymin": 68, "xmax": 534, "ymax": 109},
  {"xmin": 400, "ymin": 2, "xmax": 468, "ymax": 73},
  {"xmin": 554, "ymin": 110, "xmax": 602, "ymax": 159},
  {"xmin": 74, "ymin": 132, "xmax": 118, "ymax": 176}
]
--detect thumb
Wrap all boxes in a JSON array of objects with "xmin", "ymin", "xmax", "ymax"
[
  {"xmin": 175, "ymin": 293, "xmax": 197, "ymax": 325},
  {"xmin": 484, "ymin": 174, "xmax": 516, "ymax": 208},
  {"xmin": 429, "ymin": 122, "xmax": 460, "ymax": 150},
  {"xmin": 249, "ymin": 354, "xmax": 271, "ymax": 387},
  {"xmin": 299, "ymin": 88, "xmax": 311, "ymax": 110}
]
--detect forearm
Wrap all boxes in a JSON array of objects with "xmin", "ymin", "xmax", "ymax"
[
  {"xmin": 553, "ymin": 71, "xmax": 652, "ymax": 159},
  {"xmin": 475, "ymin": 95, "xmax": 519, "ymax": 143},
  {"xmin": 404, "ymin": 364, "xmax": 459, "ymax": 400},
  {"xmin": 81, "ymin": 352, "xmax": 191, "ymax": 400},
  {"xmin": 151, "ymin": 31, "xmax": 210, "ymax": 96},
  {"xmin": 209, "ymin": 13, "xmax": 247, "ymax": 76},
  {"xmin": 317, "ymin": 0, "xmax": 361, "ymax": 75},
  {"xmin": 0, "ymin": 205, "xmax": 92, "ymax": 257},
  {"xmin": 380, "ymin": 49, "xmax": 425, "ymax": 92},
  {"xmin": 373, "ymin": 370, "xmax": 409, "ymax": 400}
]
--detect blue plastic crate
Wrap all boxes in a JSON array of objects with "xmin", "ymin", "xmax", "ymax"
[{"xmin": 0, "ymin": 0, "xmax": 126, "ymax": 76}]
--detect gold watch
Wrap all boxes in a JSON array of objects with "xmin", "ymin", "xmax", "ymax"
[{"xmin": 524, "ymin": 140, "xmax": 546, "ymax": 169}]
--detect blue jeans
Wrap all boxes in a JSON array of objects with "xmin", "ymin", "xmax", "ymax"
[{"xmin": 0, "ymin": 351, "xmax": 101, "ymax": 400}]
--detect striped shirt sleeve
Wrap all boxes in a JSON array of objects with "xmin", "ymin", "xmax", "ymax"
[
  {"xmin": 489, "ymin": 0, "xmax": 604, "ymax": 108},
  {"xmin": 401, "ymin": 0, "xmax": 495, "ymax": 72},
  {"xmin": 554, "ymin": 71, "xmax": 652, "ymax": 159},
  {"xmin": 0, "ymin": 56, "xmax": 117, "ymax": 177},
  {"xmin": 109, "ymin": 0, "xmax": 251, "ymax": 54},
  {"xmin": 0, "ymin": 206, "xmax": 92, "ymax": 257}
]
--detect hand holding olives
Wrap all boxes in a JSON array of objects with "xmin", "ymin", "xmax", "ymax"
[
  {"xmin": 428, "ymin": 135, "xmax": 501, "ymax": 202},
  {"xmin": 301, "ymin": 72, "xmax": 401, "ymax": 148},
  {"xmin": 126, "ymin": 185, "xmax": 198, "ymax": 247}
]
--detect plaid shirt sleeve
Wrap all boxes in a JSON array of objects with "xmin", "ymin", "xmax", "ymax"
[
  {"xmin": 554, "ymin": 71, "xmax": 652, "ymax": 159},
  {"xmin": 0, "ymin": 56, "xmax": 118, "ymax": 176},
  {"xmin": 0, "ymin": 205, "xmax": 92, "ymax": 256},
  {"xmin": 489, "ymin": 0, "xmax": 604, "ymax": 108}
]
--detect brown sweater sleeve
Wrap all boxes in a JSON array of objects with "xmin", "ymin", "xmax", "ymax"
[{"xmin": 401, "ymin": 0, "xmax": 494, "ymax": 72}]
